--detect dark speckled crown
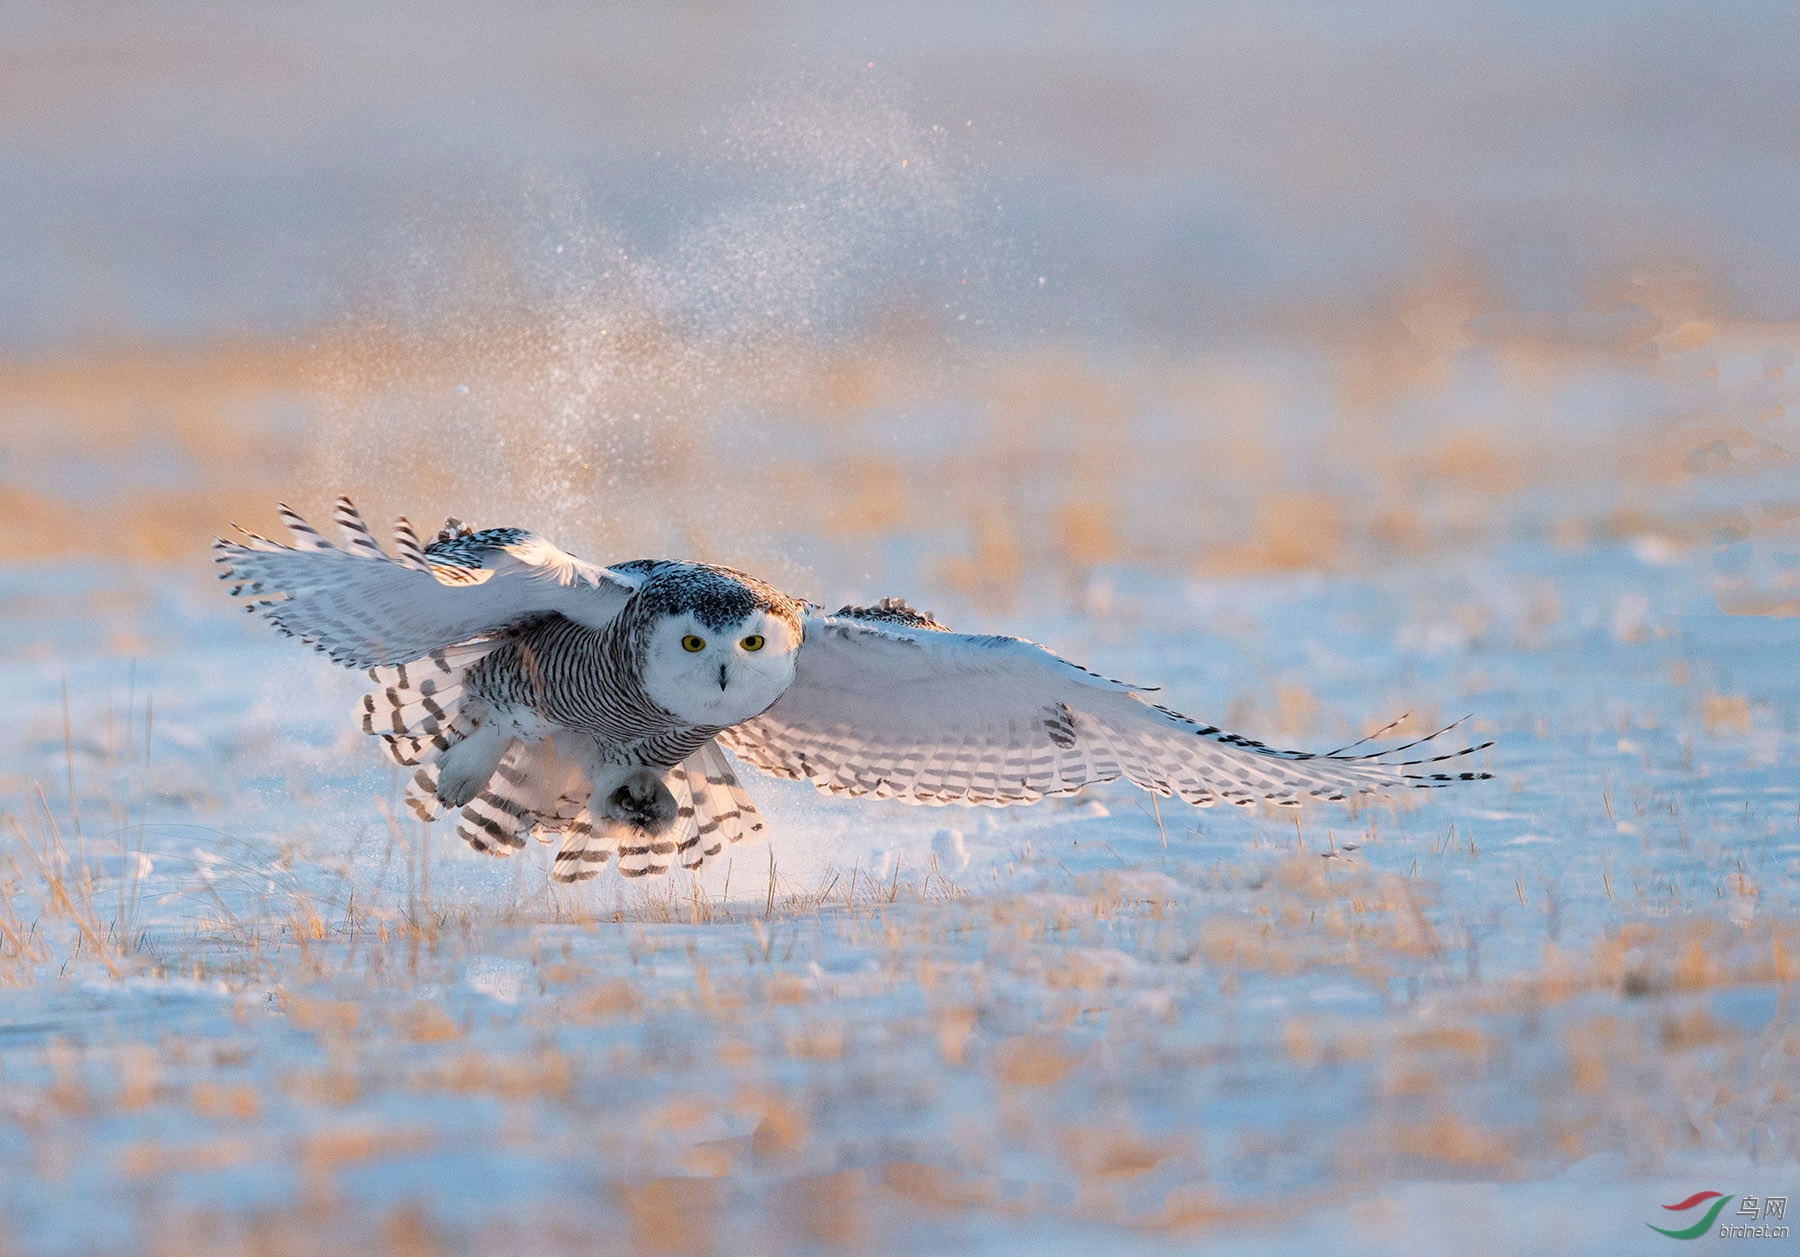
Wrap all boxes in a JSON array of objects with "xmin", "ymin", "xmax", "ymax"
[{"xmin": 620, "ymin": 561, "xmax": 804, "ymax": 634}]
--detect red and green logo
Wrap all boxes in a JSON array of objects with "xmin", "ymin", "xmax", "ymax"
[{"xmin": 1649, "ymin": 1192, "xmax": 1732, "ymax": 1240}]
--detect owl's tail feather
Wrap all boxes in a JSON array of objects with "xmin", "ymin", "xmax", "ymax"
[
  {"xmin": 551, "ymin": 748, "xmax": 764, "ymax": 881},
  {"xmin": 550, "ymin": 808, "xmax": 607, "ymax": 881},
  {"xmin": 403, "ymin": 763, "xmax": 448, "ymax": 823},
  {"xmin": 396, "ymin": 734, "xmax": 767, "ymax": 881},
  {"xmin": 455, "ymin": 734, "xmax": 590, "ymax": 857},
  {"xmin": 667, "ymin": 743, "xmax": 764, "ymax": 873},
  {"xmin": 364, "ymin": 641, "xmax": 502, "ymax": 766},
  {"xmin": 546, "ymin": 766, "xmax": 681, "ymax": 880}
]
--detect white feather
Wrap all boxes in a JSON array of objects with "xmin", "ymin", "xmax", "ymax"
[
  {"xmin": 723, "ymin": 612, "xmax": 1489, "ymax": 808},
  {"xmin": 213, "ymin": 499, "xmax": 639, "ymax": 668}
]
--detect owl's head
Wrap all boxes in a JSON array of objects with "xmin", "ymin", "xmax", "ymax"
[{"xmin": 636, "ymin": 567, "xmax": 803, "ymax": 726}]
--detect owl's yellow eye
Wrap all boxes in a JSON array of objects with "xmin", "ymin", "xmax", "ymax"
[
  {"xmin": 740, "ymin": 634, "xmax": 765, "ymax": 652},
  {"xmin": 681, "ymin": 634, "xmax": 707, "ymax": 652}
]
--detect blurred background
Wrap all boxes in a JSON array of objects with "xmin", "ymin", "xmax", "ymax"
[
  {"xmin": 2, "ymin": 0, "xmax": 1794, "ymax": 610},
  {"xmin": 3, "ymin": 7, "xmax": 1798, "ymax": 1255}
]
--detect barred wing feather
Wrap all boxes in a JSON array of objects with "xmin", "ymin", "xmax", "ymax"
[
  {"xmin": 213, "ymin": 498, "xmax": 638, "ymax": 668},
  {"xmin": 723, "ymin": 612, "xmax": 1490, "ymax": 809}
]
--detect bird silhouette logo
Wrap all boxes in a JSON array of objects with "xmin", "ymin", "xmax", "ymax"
[{"xmin": 1647, "ymin": 1192, "xmax": 1731, "ymax": 1240}]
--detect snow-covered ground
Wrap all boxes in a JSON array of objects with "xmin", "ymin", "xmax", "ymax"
[
  {"xmin": 2, "ymin": 528, "xmax": 1793, "ymax": 1255},
  {"xmin": 4, "ymin": 7, "xmax": 1798, "ymax": 1252}
]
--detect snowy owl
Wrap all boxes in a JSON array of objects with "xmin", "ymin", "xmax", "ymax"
[{"xmin": 215, "ymin": 499, "xmax": 1490, "ymax": 881}]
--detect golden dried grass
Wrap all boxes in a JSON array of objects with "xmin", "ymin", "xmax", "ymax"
[{"xmin": 7, "ymin": 266, "xmax": 1795, "ymax": 594}]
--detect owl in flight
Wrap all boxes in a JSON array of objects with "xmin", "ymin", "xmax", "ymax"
[{"xmin": 215, "ymin": 499, "xmax": 1489, "ymax": 881}]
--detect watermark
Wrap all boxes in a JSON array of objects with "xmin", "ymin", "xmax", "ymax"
[{"xmin": 1648, "ymin": 1192, "xmax": 1788, "ymax": 1241}]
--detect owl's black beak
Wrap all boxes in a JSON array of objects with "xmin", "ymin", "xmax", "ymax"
[{"xmin": 718, "ymin": 663, "xmax": 729, "ymax": 691}]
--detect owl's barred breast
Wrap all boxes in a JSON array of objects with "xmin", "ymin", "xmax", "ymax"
[{"xmin": 467, "ymin": 614, "xmax": 722, "ymax": 768}]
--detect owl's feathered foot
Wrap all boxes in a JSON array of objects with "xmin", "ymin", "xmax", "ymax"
[
  {"xmin": 602, "ymin": 768, "xmax": 678, "ymax": 834},
  {"xmin": 580, "ymin": 766, "xmax": 681, "ymax": 878},
  {"xmin": 434, "ymin": 719, "xmax": 512, "ymax": 808}
]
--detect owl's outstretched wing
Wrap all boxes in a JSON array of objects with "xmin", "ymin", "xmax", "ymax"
[
  {"xmin": 214, "ymin": 498, "xmax": 639, "ymax": 668},
  {"xmin": 722, "ymin": 602, "xmax": 1490, "ymax": 808}
]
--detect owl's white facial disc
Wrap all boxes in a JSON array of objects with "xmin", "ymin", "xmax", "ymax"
[{"xmin": 639, "ymin": 609, "xmax": 800, "ymax": 727}]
